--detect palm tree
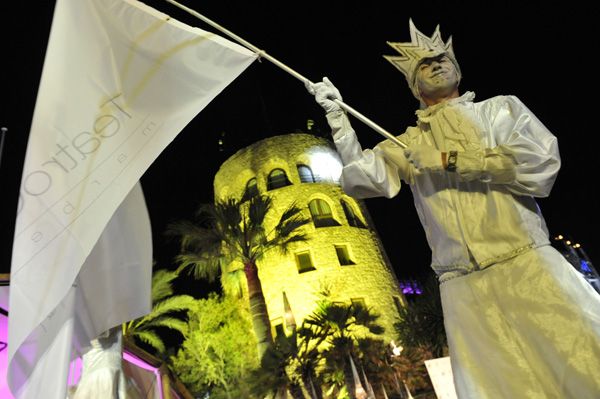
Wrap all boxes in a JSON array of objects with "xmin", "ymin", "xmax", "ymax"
[
  {"xmin": 250, "ymin": 326, "xmax": 325, "ymax": 399},
  {"xmin": 123, "ymin": 268, "xmax": 196, "ymax": 355},
  {"xmin": 355, "ymin": 337, "xmax": 400, "ymax": 398},
  {"xmin": 249, "ymin": 331, "xmax": 306, "ymax": 399},
  {"xmin": 394, "ymin": 274, "xmax": 447, "ymax": 358},
  {"xmin": 168, "ymin": 194, "xmax": 310, "ymax": 357},
  {"xmin": 303, "ymin": 299, "xmax": 384, "ymax": 399}
]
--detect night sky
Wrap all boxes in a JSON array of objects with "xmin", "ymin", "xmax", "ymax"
[{"xmin": 1, "ymin": 1, "xmax": 597, "ymax": 290}]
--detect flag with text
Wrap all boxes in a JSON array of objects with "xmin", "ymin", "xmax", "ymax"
[{"xmin": 8, "ymin": 0, "xmax": 256, "ymax": 397}]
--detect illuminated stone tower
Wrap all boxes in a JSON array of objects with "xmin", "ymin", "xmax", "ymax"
[{"xmin": 214, "ymin": 134, "xmax": 405, "ymax": 341}]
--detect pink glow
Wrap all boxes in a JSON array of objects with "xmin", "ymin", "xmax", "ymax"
[
  {"xmin": 1, "ymin": 313, "xmax": 11, "ymax": 399},
  {"xmin": 1, "ymin": 315, "xmax": 165, "ymax": 399},
  {"xmin": 123, "ymin": 350, "xmax": 159, "ymax": 372},
  {"xmin": 122, "ymin": 351, "xmax": 164, "ymax": 399}
]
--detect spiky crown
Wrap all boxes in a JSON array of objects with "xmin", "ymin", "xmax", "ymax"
[{"xmin": 384, "ymin": 19, "xmax": 461, "ymax": 99}]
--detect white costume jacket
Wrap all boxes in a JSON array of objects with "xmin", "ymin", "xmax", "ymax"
[{"xmin": 329, "ymin": 92, "xmax": 560, "ymax": 281}]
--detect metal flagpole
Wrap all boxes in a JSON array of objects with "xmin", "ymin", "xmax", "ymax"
[
  {"xmin": 162, "ymin": 0, "xmax": 407, "ymax": 149},
  {"xmin": 0, "ymin": 127, "xmax": 7, "ymax": 170}
]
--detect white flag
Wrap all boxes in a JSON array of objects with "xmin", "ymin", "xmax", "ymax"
[{"xmin": 8, "ymin": 0, "xmax": 256, "ymax": 397}]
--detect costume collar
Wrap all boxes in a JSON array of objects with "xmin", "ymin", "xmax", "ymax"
[{"xmin": 416, "ymin": 91, "xmax": 475, "ymax": 120}]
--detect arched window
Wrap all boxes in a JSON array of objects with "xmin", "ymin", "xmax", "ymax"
[
  {"xmin": 341, "ymin": 199, "xmax": 366, "ymax": 228},
  {"xmin": 297, "ymin": 164, "xmax": 315, "ymax": 183},
  {"xmin": 242, "ymin": 177, "xmax": 259, "ymax": 200},
  {"xmin": 309, "ymin": 199, "xmax": 340, "ymax": 227},
  {"xmin": 267, "ymin": 168, "xmax": 291, "ymax": 190}
]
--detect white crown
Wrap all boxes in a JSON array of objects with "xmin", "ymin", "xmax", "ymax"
[{"xmin": 384, "ymin": 19, "xmax": 460, "ymax": 97}]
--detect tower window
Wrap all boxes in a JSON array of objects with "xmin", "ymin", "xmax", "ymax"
[
  {"xmin": 297, "ymin": 164, "xmax": 316, "ymax": 183},
  {"xmin": 335, "ymin": 245, "xmax": 355, "ymax": 265},
  {"xmin": 341, "ymin": 199, "xmax": 366, "ymax": 228},
  {"xmin": 295, "ymin": 251, "xmax": 315, "ymax": 273},
  {"xmin": 243, "ymin": 177, "xmax": 259, "ymax": 200},
  {"xmin": 271, "ymin": 317, "xmax": 285, "ymax": 338},
  {"xmin": 351, "ymin": 297, "xmax": 366, "ymax": 308},
  {"xmin": 309, "ymin": 199, "xmax": 340, "ymax": 227},
  {"xmin": 267, "ymin": 168, "xmax": 291, "ymax": 190},
  {"xmin": 274, "ymin": 323, "xmax": 285, "ymax": 337}
]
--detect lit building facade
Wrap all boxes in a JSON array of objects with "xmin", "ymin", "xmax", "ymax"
[{"xmin": 214, "ymin": 134, "xmax": 406, "ymax": 341}]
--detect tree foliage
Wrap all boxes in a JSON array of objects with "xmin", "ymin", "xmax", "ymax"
[
  {"xmin": 168, "ymin": 195, "xmax": 309, "ymax": 297},
  {"xmin": 302, "ymin": 296, "xmax": 385, "ymax": 399},
  {"xmin": 168, "ymin": 194, "xmax": 310, "ymax": 357},
  {"xmin": 394, "ymin": 274, "xmax": 447, "ymax": 358},
  {"xmin": 171, "ymin": 293, "xmax": 259, "ymax": 399}
]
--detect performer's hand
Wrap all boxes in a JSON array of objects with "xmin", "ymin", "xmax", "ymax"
[
  {"xmin": 305, "ymin": 77, "xmax": 343, "ymax": 113},
  {"xmin": 404, "ymin": 143, "xmax": 445, "ymax": 173}
]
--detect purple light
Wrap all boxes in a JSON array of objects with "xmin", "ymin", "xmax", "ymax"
[
  {"xmin": 400, "ymin": 281, "xmax": 423, "ymax": 295},
  {"xmin": 1, "ymin": 313, "xmax": 165, "ymax": 399},
  {"xmin": 1, "ymin": 313, "xmax": 11, "ymax": 399},
  {"xmin": 402, "ymin": 287, "xmax": 423, "ymax": 294}
]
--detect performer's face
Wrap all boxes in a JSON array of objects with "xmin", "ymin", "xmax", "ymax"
[{"xmin": 415, "ymin": 55, "xmax": 459, "ymax": 105}]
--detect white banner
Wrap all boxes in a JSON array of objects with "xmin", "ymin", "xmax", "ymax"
[
  {"xmin": 424, "ymin": 356, "xmax": 458, "ymax": 399},
  {"xmin": 8, "ymin": 0, "xmax": 256, "ymax": 397}
]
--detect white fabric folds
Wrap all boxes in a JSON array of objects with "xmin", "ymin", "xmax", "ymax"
[
  {"xmin": 441, "ymin": 246, "xmax": 600, "ymax": 398},
  {"xmin": 8, "ymin": 0, "xmax": 256, "ymax": 397}
]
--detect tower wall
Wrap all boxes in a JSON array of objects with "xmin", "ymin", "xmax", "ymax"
[{"xmin": 214, "ymin": 134, "xmax": 405, "ymax": 341}]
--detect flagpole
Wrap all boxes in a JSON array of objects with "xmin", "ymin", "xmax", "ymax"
[
  {"xmin": 162, "ymin": 0, "xmax": 407, "ymax": 149},
  {"xmin": 0, "ymin": 127, "xmax": 7, "ymax": 170}
]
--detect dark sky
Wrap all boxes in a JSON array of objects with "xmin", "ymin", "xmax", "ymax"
[{"xmin": 1, "ymin": 1, "xmax": 597, "ymax": 287}]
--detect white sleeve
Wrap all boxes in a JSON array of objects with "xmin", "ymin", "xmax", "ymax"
[
  {"xmin": 484, "ymin": 96, "xmax": 561, "ymax": 197},
  {"xmin": 326, "ymin": 110, "xmax": 412, "ymax": 199}
]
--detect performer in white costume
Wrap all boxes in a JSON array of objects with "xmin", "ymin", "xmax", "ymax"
[
  {"xmin": 307, "ymin": 20, "xmax": 600, "ymax": 398},
  {"xmin": 70, "ymin": 327, "xmax": 142, "ymax": 399}
]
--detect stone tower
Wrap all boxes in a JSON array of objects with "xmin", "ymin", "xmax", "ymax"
[{"xmin": 214, "ymin": 133, "xmax": 405, "ymax": 342}]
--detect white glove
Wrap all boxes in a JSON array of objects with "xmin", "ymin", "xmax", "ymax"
[
  {"xmin": 305, "ymin": 77, "xmax": 342, "ymax": 113},
  {"xmin": 403, "ymin": 143, "xmax": 444, "ymax": 172}
]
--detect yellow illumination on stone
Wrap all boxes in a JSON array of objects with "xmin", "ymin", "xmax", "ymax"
[{"xmin": 214, "ymin": 133, "xmax": 406, "ymax": 342}]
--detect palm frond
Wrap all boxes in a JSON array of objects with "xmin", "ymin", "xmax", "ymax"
[
  {"xmin": 265, "ymin": 203, "xmax": 310, "ymax": 256},
  {"xmin": 277, "ymin": 202, "xmax": 309, "ymax": 229},
  {"xmin": 247, "ymin": 195, "xmax": 272, "ymax": 229},
  {"xmin": 149, "ymin": 295, "xmax": 196, "ymax": 318},
  {"xmin": 167, "ymin": 220, "xmax": 218, "ymax": 250},
  {"xmin": 132, "ymin": 330, "xmax": 166, "ymax": 354},
  {"xmin": 145, "ymin": 316, "xmax": 189, "ymax": 337},
  {"xmin": 265, "ymin": 231, "xmax": 309, "ymax": 257},
  {"xmin": 248, "ymin": 228, "xmax": 268, "ymax": 254},
  {"xmin": 151, "ymin": 269, "xmax": 177, "ymax": 303},
  {"xmin": 276, "ymin": 216, "xmax": 310, "ymax": 239},
  {"xmin": 214, "ymin": 198, "xmax": 243, "ymax": 236},
  {"xmin": 347, "ymin": 303, "xmax": 384, "ymax": 336},
  {"xmin": 220, "ymin": 267, "xmax": 247, "ymax": 298},
  {"xmin": 129, "ymin": 295, "xmax": 195, "ymax": 332},
  {"xmin": 175, "ymin": 252, "xmax": 222, "ymax": 281}
]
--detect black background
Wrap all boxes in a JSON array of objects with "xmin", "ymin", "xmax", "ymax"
[{"xmin": 1, "ymin": 1, "xmax": 597, "ymax": 289}]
